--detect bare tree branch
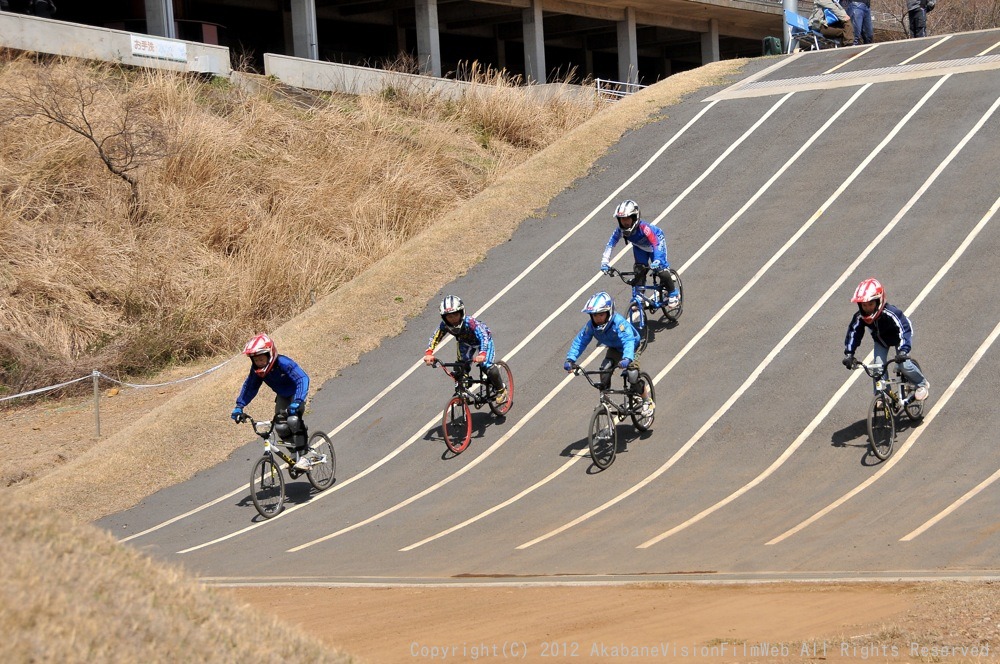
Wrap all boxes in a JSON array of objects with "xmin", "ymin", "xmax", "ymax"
[{"xmin": 0, "ymin": 63, "xmax": 169, "ymax": 218}]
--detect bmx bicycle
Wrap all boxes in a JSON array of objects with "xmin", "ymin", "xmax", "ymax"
[
  {"xmin": 849, "ymin": 356, "xmax": 926, "ymax": 461},
  {"xmin": 433, "ymin": 359, "xmax": 514, "ymax": 454},
  {"xmin": 605, "ymin": 265, "xmax": 683, "ymax": 354},
  {"xmin": 568, "ymin": 361, "xmax": 655, "ymax": 470},
  {"xmin": 237, "ymin": 411, "xmax": 336, "ymax": 518}
]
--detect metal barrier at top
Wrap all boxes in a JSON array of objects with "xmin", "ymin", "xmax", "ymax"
[{"xmin": 595, "ymin": 78, "xmax": 648, "ymax": 100}]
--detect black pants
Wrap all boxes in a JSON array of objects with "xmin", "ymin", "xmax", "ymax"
[
  {"xmin": 908, "ymin": 8, "xmax": 926, "ymax": 37},
  {"xmin": 274, "ymin": 394, "xmax": 308, "ymax": 449},
  {"xmin": 599, "ymin": 347, "xmax": 640, "ymax": 392}
]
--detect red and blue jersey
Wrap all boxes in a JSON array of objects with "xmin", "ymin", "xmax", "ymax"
[
  {"xmin": 427, "ymin": 316, "xmax": 496, "ymax": 365},
  {"xmin": 602, "ymin": 220, "xmax": 667, "ymax": 267}
]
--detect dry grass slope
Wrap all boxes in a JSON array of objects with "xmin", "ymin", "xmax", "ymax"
[
  {"xmin": 0, "ymin": 55, "xmax": 598, "ymax": 394},
  {"xmin": 1, "ymin": 489, "xmax": 353, "ymax": 662}
]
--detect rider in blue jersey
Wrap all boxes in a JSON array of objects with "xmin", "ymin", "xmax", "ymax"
[
  {"xmin": 424, "ymin": 295, "xmax": 508, "ymax": 405},
  {"xmin": 564, "ymin": 291, "xmax": 653, "ymax": 415},
  {"xmin": 601, "ymin": 199, "xmax": 680, "ymax": 309},
  {"xmin": 231, "ymin": 333, "xmax": 316, "ymax": 469}
]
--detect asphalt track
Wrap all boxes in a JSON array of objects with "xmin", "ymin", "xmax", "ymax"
[{"xmin": 101, "ymin": 32, "xmax": 1000, "ymax": 586}]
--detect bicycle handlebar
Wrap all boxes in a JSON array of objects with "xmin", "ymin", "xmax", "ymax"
[
  {"xmin": 568, "ymin": 362, "xmax": 630, "ymax": 389},
  {"xmin": 850, "ymin": 356, "xmax": 910, "ymax": 379},
  {"xmin": 605, "ymin": 265, "xmax": 661, "ymax": 282},
  {"xmin": 430, "ymin": 359, "xmax": 476, "ymax": 382},
  {"xmin": 236, "ymin": 413, "xmax": 276, "ymax": 438}
]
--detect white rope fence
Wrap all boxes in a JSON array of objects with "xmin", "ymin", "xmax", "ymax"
[{"xmin": 0, "ymin": 357, "xmax": 237, "ymax": 436}]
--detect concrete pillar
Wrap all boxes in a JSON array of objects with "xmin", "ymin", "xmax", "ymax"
[
  {"xmin": 522, "ymin": 0, "xmax": 546, "ymax": 83},
  {"xmin": 616, "ymin": 6, "xmax": 638, "ymax": 84},
  {"xmin": 496, "ymin": 36, "xmax": 507, "ymax": 69},
  {"xmin": 584, "ymin": 48, "xmax": 593, "ymax": 78},
  {"xmin": 282, "ymin": 10, "xmax": 293, "ymax": 56},
  {"xmin": 144, "ymin": 0, "xmax": 176, "ymax": 39},
  {"xmin": 783, "ymin": 0, "xmax": 797, "ymax": 52},
  {"xmin": 415, "ymin": 0, "xmax": 442, "ymax": 76},
  {"xmin": 290, "ymin": 0, "xmax": 318, "ymax": 60},
  {"xmin": 700, "ymin": 17, "xmax": 720, "ymax": 64},
  {"xmin": 396, "ymin": 14, "xmax": 407, "ymax": 58}
]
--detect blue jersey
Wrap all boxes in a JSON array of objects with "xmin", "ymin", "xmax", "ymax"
[
  {"xmin": 602, "ymin": 220, "xmax": 667, "ymax": 266},
  {"xmin": 844, "ymin": 304, "xmax": 915, "ymax": 355},
  {"xmin": 566, "ymin": 312, "xmax": 640, "ymax": 363},
  {"xmin": 236, "ymin": 355, "xmax": 310, "ymax": 408}
]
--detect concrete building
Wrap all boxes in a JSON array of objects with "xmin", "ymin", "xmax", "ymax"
[{"xmin": 7, "ymin": 0, "xmax": 785, "ymax": 84}]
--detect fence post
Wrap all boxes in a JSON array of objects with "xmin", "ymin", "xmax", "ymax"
[{"xmin": 92, "ymin": 370, "xmax": 101, "ymax": 438}]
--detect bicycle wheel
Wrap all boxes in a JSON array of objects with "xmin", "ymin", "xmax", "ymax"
[
  {"xmin": 663, "ymin": 268, "xmax": 683, "ymax": 322},
  {"xmin": 250, "ymin": 455, "xmax": 285, "ymax": 518},
  {"xmin": 627, "ymin": 302, "xmax": 649, "ymax": 355},
  {"xmin": 902, "ymin": 359, "xmax": 925, "ymax": 421},
  {"xmin": 488, "ymin": 360, "xmax": 515, "ymax": 416},
  {"xmin": 629, "ymin": 371, "xmax": 656, "ymax": 432},
  {"xmin": 443, "ymin": 397, "xmax": 472, "ymax": 454},
  {"xmin": 588, "ymin": 404, "xmax": 617, "ymax": 470},
  {"xmin": 305, "ymin": 432, "xmax": 336, "ymax": 491},
  {"xmin": 867, "ymin": 393, "xmax": 895, "ymax": 461}
]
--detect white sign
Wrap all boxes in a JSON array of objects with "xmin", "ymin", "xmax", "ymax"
[{"xmin": 130, "ymin": 35, "xmax": 187, "ymax": 63}]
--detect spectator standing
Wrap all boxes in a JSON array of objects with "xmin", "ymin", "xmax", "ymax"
[
  {"xmin": 846, "ymin": 0, "xmax": 874, "ymax": 45},
  {"xmin": 28, "ymin": 0, "xmax": 55, "ymax": 17},
  {"xmin": 907, "ymin": 0, "xmax": 934, "ymax": 38},
  {"xmin": 810, "ymin": 0, "xmax": 855, "ymax": 47}
]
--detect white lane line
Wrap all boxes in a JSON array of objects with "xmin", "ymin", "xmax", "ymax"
[
  {"xmin": 282, "ymin": 95, "xmax": 799, "ymax": 553},
  {"xmin": 901, "ymin": 467, "xmax": 1000, "ymax": 541},
  {"xmin": 766, "ymin": 191, "xmax": 1000, "ymax": 546},
  {"xmin": 900, "ymin": 35, "xmax": 952, "ymax": 66},
  {"xmin": 768, "ymin": 318, "xmax": 1000, "ymax": 546},
  {"xmin": 128, "ymin": 101, "xmax": 719, "ymax": 544},
  {"xmin": 824, "ymin": 45, "xmax": 879, "ymax": 75},
  {"xmin": 397, "ymin": 87, "xmax": 868, "ymax": 552},
  {"xmin": 517, "ymin": 75, "xmax": 951, "ymax": 550},
  {"xmin": 399, "ymin": 451, "xmax": 587, "ymax": 552},
  {"xmin": 177, "ymin": 409, "xmax": 444, "ymax": 554},
  {"xmin": 979, "ymin": 40, "xmax": 1000, "ymax": 57},
  {"xmin": 648, "ymin": 93, "xmax": 793, "ymax": 227},
  {"xmin": 638, "ymin": 93, "xmax": 1000, "ymax": 548},
  {"xmin": 288, "ymin": 347, "xmax": 604, "ymax": 553}
]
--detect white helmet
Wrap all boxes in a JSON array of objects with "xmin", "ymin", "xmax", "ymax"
[
  {"xmin": 614, "ymin": 199, "xmax": 641, "ymax": 238},
  {"xmin": 440, "ymin": 295, "xmax": 465, "ymax": 333},
  {"xmin": 582, "ymin": 291, "xmax": 615, "ymax": 332}
]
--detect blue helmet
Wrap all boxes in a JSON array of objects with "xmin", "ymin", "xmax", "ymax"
[{"xmin": 582, "ymin": 291, "xmax": 615, "ymax": 332}]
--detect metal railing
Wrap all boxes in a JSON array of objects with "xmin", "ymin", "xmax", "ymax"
[
  {"xmin": 0, "ymin": 359, "xmax": 236, "ymax": 437},
  {"xmin": 595, "ymin": 78, "xmax": 648, "ymax": 100}
]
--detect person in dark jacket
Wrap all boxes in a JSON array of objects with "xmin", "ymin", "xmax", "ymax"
[
  {"xmin": 906, "ymin": 0, "xmax": 934, "ymax": 38},
  {"xmin": 28, "ymin": 0, "xmax": 56, "ymax": 18},
  {"xmin": 843, "ymin": 278, "xmax": 929, "ymax": 400}
]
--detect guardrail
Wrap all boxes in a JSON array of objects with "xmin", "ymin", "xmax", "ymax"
[
  {"xmin": 595, "ymin": 78, "xmax": 648, "ymax": 100},
  {"xmin": 0, "ymin": 358, "xmax": 236, "ymax": 437}
]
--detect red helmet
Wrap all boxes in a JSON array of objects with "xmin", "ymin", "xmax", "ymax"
[
  {"xmin": 851, "ymin": 278, "xmax": 885, "ymax": 324},
  {"xmin": 243, "ymin": 333, "xmax": 277, "ymax": 377}
]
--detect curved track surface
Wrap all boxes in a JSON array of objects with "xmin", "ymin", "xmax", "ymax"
[{"xmin": 102, "ymin": 33, "xmax": 1000, "ymax": 585}]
